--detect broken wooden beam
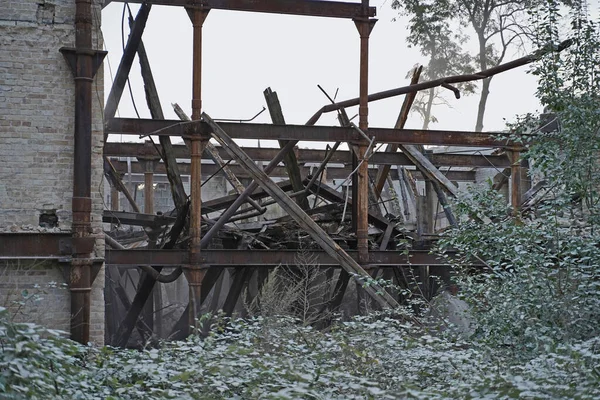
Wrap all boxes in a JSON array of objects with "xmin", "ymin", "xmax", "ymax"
[
  {"xmin": 264, "ymin": 87, "xmax": 309, "ymax": 209},
  {"xmin": 203, "ymin": 113, "xmax": 399, "ymax": 309},
  {"xmin": 374, "ymin": 65, "xmax": 422, "ymax": 197},
  {"xmin": 172, "ymin": 103, "xmax": 264, "ymax": 213}
]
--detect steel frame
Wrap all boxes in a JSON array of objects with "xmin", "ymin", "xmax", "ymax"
[{"xmin": 1, "ymin": 0, "xmax": 545, "ymax": 345}]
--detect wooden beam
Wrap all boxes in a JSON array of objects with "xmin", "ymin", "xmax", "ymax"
[
  {"xmin": 204, "ymin": 113, "xmax": 399, "ymax": 309},
  {"xmin": 134, "ymin": 16, "xmax": 188, "ymax": 211},
  {"xmin": 104, "ymin": 4, "xmax": 152, "ymax": 127},
  {"xmin": 374, "ymin": 65, "xmax": 422, "ymax": 197},
  {"xmin": 264, "ymin": 87, "xmax": 309, "ymax": 209}
]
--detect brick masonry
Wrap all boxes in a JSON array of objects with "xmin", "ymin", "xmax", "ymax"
[{"xmin": 0, "ymin": 1, "xmax": 106, "ymax": 343}]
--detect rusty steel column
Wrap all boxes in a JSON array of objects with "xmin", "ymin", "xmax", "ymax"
[
  {"xmin": 186, "ymin": 8, "xmax": 210, "ymax": 329},
  {"xmin": 67, "ymin": 0, "xmax": 104, "ymax": 344},
  {"xmin": 354, "ymin": 2, "xmax": 376, "ymax": 263},
  {"xmin": 510, "ymin": 149, "xmax": 522, "ymax": 218}
]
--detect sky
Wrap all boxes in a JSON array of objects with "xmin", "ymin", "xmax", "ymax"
[{"xmin": 100, "ymin": 1, "xmax": 544, "ymax": 147}]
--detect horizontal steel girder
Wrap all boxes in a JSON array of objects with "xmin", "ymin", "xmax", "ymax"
[
  {"xmin": 105, "ymin": 118, "xmax": 517, "ymax": 148},
  {"xmin": 105, "ymin": 248, "xmax": 476, "ymax": 268},
  {"xmin": 104, "ymin": 0, "xmax": 376, "ymax": 19},
  {"xmin": 0, "ymin": 233, "xmax": 481, "ymax": 269},
  {"xmin": 105, "ymin": 142, "xmax": 511, "ymax": 168},
  {"xmin": 109, "ymin": 159, "xmax": 477, "ymax": 181}
]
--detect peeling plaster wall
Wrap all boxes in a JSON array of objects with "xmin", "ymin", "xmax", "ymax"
[{"xmin": 0, "ymin": 1, "xmax": 105, "ymax": 344}]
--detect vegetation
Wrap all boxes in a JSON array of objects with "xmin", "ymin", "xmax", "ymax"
[
  {"xmin": 2, "ymin": 1, "xmax": 600, "ymax": 399},
  {"xmin": 393, "ymin": 0, "xmax": 537, "ymax": 131}
]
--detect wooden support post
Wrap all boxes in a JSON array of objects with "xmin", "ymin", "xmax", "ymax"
[
  {"xmin": 222, "ymin": 267, "xmax": 253, "ymax": 316},
  {"xmin": 264, "ymin": 88, "xmax": 309, "ymax": 209},
  {"xmin": 204, "ymin": 113, "xmax": 398, "ymax": 309}
]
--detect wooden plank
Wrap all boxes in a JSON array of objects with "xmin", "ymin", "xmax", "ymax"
[
  {"xmin": 374, "ymin": 66, "xmax": 422, "ymax": 197},
  {"xmin": 135, "ymin": 20, "xmax": 188, "ymax": 211},
  {"xmin": 104, "ymin": 4, "xmax": 152, "ymax": 128},
  {"xmin": 172, "ymin": 103, "xmax": 263, "ymax": 212},
  {"xmin": 401, "ymin": 145, "xmax": 460, "ymax": 197},
  {"xmin": 204, "ymin": 113, "xmax": 399, "ymax": 309},
  {"xmin": 264, "ymin": 87, "xmax": 309, "ymax": 209}
]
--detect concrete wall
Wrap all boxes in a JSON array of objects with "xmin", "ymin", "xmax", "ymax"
[{"xmin": 0, "ymin": 1, "xmax": 105, "ymax": 343}]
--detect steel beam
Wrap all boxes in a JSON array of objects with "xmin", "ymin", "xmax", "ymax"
[
  {"xmin": 108, "ymin": 159, "xmax": 477, "ymax": 181},
  {"xmin": 107, "ymin": 0, "xmax": 376, "ymax": 19},
  {"xmin": 105, "ymin": 118, "xmax": 516, "ymax": 148},
  {"xmin": 104, "ymin": 249, "xmax": 477, "ymax": 268},
  {"xmin": 105, "ymin": 142, "xmax": 511, "ymax": 168}
]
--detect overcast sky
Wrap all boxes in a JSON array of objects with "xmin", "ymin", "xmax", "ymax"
[{"xmin": 101, "ymin": 1, "xmax": 544, "ymax": 147}]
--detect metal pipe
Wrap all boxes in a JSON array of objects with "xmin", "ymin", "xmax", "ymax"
[
  {"xmin": 187, "ymin": 9, "xmax": 210, "ymax": 328},
  {"xmin": 355, "ymin": 6, "xmax": 374, "ymax": 263},
  {"xmin": 70, "ymin": 0, "xmax": 95, "ymax": 345}
]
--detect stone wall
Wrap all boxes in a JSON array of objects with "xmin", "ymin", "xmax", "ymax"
[{"xmin": 0, "ymin": 1, "xmax": 105, "ymax": 343}]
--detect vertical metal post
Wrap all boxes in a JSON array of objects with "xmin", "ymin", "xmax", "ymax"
[
  {"xmin": 354, "ymin": 2, "xmax": 376, "ymax": 263},
  {"xmin": 186, "ymin": 8, "xmax": 210, "ymax": 330},
  {"xmin": 68, "ymin": 0, "xmax": 98, "ymax": 344}
]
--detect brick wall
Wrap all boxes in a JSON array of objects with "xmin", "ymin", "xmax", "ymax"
[{"xmin": 0, "ymin": 1, "xmax": 105, "ymax": 343}]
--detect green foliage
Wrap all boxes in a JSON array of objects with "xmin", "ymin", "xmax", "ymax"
[
  {"xmin": 439, "ymin": 185, "xmax": 600, "ymax": 354},
  {"xmin": 1, "ymin": 307, "xmax": 599, "ymax": 399},
  {"xmin": 393, "ymin": 0, "xmax": 538, "ymax": 130}
]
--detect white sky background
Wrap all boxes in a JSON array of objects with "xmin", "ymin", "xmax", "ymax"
[{"xmin": 100, "ymin": 1, "xmax": 545, "ymax": 147}]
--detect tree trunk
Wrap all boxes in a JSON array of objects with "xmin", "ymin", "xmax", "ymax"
[
  {"xmin": 475, "ymin": 31, "xmax": 490, "ymax": 132},
  {"xmin": 422, "ymin": 87, "xmax": 435, "ymax": 130},
  {"xmin": 475, "ymin": 77, "xmax": 491, "ymax": 132}
]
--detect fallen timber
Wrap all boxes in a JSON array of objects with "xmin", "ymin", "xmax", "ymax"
[{"xmin": 204, "ymin": 112, "xmax": 399, "ymax": 309}]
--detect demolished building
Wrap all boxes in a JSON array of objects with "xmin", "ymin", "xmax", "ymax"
[{"xmin": 2, "ymin": 0, "xmax": 561, "ymax": 346}]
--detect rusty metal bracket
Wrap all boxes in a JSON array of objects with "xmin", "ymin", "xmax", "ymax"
[{"xmin": 59, "ymin": 47, "xmax": 107, "ymax": 79}]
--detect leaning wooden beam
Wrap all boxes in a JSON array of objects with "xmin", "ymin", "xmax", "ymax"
[
  {"xmin": 204, "ymin": 113, "xmax": 399, "ymax": 309},
  {"xmin": 264, "ymin": 87, "xmax": 309, "ymax": 209},
  {"xmin": 102, "ymin": 5, "xmax": 152, "ymax": 214},
  {"xmin": 104, "ymin": 4, "xmax": 151, "ymax": 131},
  {"xmin": 104, "ymin": 158, "xmax": 141, "ymax": 213},
  {"xmin": 172, "ymin": 103, "xmax": 263, "ymax": 213},
  {"xmin": 135, "ymin": 21, "xmax": 188, "ymax": 211},
  {"xmin": 400, "ymin": 146, "xmax": 460, "ymax": 197},
  {"xmin": 374, "ymin": 65, "xmax": 422, "ymax": 197}
]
